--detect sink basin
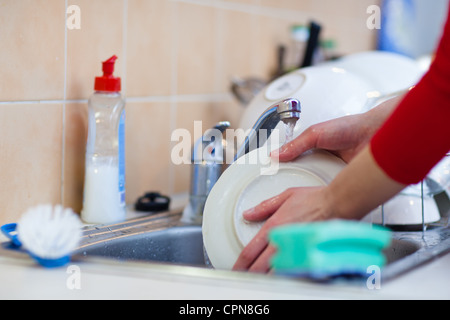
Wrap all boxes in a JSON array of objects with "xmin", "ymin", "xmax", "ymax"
[
  {"xmin": 75, "ymin": 211, "xmax": 207, "ymax": 267},
  {"xmin": 74, "ymin": 210, "xmax": 450, "ymax": 282},
  {"xmin": 76, "ymin": 224, "xmax": 204, "ymax": 267},
  {"xmin": 0, "ymin": 207, "xmax": 447, "ymax": 284}
]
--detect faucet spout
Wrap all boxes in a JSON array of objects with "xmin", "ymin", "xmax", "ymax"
[{"xmin": 234, "ymin": 98, "xmax": 301, "ymax": 161}]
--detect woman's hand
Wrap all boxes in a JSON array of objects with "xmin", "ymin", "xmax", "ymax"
[
  {"xmin": 232, "ymin": 186, "xmax": 335, "ymax": 273},
  {"xmin": 232, "ymin": 147, "xmax": 406, "ymax": 273},
  {"xmin": 272, "ymin": 95, "xmax": 404, "ymax": 164},
  {"xmin": 232, "ymin": 95, "xmax": 407, "ymax": 273}
]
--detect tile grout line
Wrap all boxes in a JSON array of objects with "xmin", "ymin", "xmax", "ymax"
[
  {"xmin": 122, "ymin": 0, "xmax": 128, "ymax": 200},
  {"xmin": 250, "ymin": 0, "xmax": 260, "ymax": 75},
  {"xmin": 0, "ymin": 93, "xmax": 233, "ymax": 105},
  {"xmin": 127, "ymin": 93, "xmax": 233, "ymax": 103},
  {"xmin": 121, "ymin": 0, "xmax": 128, "ymax": 97},
  {"xmin": 214, "ymin": 6, "xmax": 225, "ymax": 95},
  {"xmin": 172, "ymin": 0, "xmax": 309, "ymax": 21},
  {"xmin": 61, "ymin": 0, "xmax": 69, "ymax": 207},
  {"xmin": 0, "ymin": 100, "xmax": 81, "ymax": 105},
  {"xmin": 168, "ymin": 1, "xmax": 179, "ymax": 196}
]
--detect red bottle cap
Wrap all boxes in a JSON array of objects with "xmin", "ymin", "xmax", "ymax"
[{"xmin": 94, "ymin": 55, "xmax": 121, "ymax": 92}]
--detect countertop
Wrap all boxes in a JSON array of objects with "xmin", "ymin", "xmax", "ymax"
[
  {"xmin": 0, "ymin": 245, "xmax": 448, "ymax": 300},
  {"xmin": 1, "ymin": 196, "xmax": 449, "ymax": 300}
]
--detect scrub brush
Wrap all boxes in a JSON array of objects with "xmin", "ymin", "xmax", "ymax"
[
  {"xmin": 269, "ymin": 220, "xmax": 392, "ymax": 280},
  {"xmin": 2, "ymin": 205, "xmax": 82, "ymax": 268}
]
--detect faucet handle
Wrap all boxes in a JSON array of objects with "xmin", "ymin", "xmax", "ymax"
[
  {"xmin": 193, "ymin": 121, "xmax": 230, "ymax": 163},
  {"xmin": 212, "ymin": 121, "xmax": 231, "ymax": 133},
  {"xmin": 184, "ymin": 121, "xmax": 231, "ymax": 224},
  {"xmin": 203, "ymin": 121, "xmax": 230, "ymax": 162}
]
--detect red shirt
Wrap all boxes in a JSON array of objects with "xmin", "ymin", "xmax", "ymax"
[{"xmin": 371, "ymin": 8, "xmax": 450, "ymax": 185}]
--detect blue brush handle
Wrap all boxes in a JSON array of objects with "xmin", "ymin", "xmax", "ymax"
[
  {"xmin": 1, "ymin": 223, "xmax": 70, "ymax": 268},
  {"xmin": 1, "ymin": 223, "xmax": 22, "ymax": 247}
]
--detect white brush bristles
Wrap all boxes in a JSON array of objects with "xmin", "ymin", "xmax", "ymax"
[{"xmin": 17, "ymin": 205, "xmax": 82, "ymax": 259}]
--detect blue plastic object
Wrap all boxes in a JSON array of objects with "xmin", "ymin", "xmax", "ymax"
[
  {"xmin": 378, "ymin": 0, "xmax": 416, "ymax": 57},
  {"xmin": 1, "ymin": 223, "xmax": 22, "ymax": 248},
  {"xmin": 1, "ymin": 223, "xmax": 71, "ymax": 268},
  {"xmin": 30, "ymin": 254, "xmax": 71, "ymax": 268}
]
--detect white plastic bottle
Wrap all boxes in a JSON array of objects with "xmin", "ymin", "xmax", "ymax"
[{"xmin": 81, "ymin": 55, "xmax": 126, "ymax": 224}]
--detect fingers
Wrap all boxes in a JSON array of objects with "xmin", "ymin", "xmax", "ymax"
[
  {"xmin": 232, "ymin": 229, "xmax": 268, "ymax": 271},
  {"xmin": 233, "ymin": 187, "xmax": 325, "ymax": 273},
  {"xmin": 235, "ymin": 189, "xmax": 293, "ymax": 271},
  {"xmin": 234, "ymin": 244, "xmax": 277, "ymax": 273},
  {"xmin": 248, "ymin": 245, "xmax": 277, "ymax": 273},
  {"xmin": 271, "ymin": 126, "xmax": 319, "ymax": 162},
  {"xmin": 232, "ymin": 222, "xmax": 278, "ymax": 272},
  {"xmin": 243, "ymin": 189, "xmax": 294, "ymax": 222}
]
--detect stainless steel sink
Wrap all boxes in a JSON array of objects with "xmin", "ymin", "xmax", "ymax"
[
  {"xmin": 74, "ymin": 209, "xmax": 450, "ymax": 282},
  {"xmin": 75, "ymin": 211, "xmax": 206, "ymax": 267},
  {"xmin": 76, "ymin": 223, "xmax": 204, "ymax": 267},
  {"xmin": 382, "ymin": 226, "xmax": 450, "ymax": 281}
]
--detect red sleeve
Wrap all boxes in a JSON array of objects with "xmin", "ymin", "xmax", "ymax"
[{"xmin": 370, "ymin": 7, "xmax": 450, "ymax": 185}]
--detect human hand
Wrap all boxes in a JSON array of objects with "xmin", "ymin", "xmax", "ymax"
[
  {"xmin": 232, "ymin": 96, "xmax": 406, "ymax": 273},
  {"xmin": 232, "ymin": 145, "xmax": 407, "ymax": 273},
  {"xmin": 232, "ymin": 111, "xmax": 374, "ymax": 273},
  {"xmin": 272, "ymin": 95, "xmax": 404, "ymax": 163},
  {"xmin": 232, "ymin": 186, "xmax": 335, "ymax": 273},
  {"xmin": 272, "ymin": 114, "xmax": 371, "ymax": 163}
]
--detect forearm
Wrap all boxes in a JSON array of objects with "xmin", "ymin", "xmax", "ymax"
[
  {"xmin": 363, "ymin": 93, "xmax": 406, "ymax": 134},
  {"xmin": 326, "ymin": 145, "xmax": 406, "ymax": 220}
]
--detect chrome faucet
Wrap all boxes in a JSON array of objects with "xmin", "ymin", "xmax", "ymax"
[
  {"xmin": 181, "ymin": 121, "xmax": 230, "ymax": 224},
  {"xmin": 181, "ymin": 98, "xmax": 301, "ymax": 224},
  {"xmin": 234, "ymin": 98, "xmax": 301, "ymax": 162}
]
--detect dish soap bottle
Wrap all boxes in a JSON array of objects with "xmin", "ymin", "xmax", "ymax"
[{"xmin": 81, "ymin": 55, "xmax": 126, "ymax": 224}]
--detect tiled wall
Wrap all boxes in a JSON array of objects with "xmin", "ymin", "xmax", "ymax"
[{"xmin": 0, "ymin": 0, "xmax": 378, "ymax": 224}]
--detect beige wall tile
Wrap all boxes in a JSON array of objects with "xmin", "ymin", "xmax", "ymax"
[
  {"xmin": 125, "ymin": 102, "xmax": 172, "ymax": 204},
  {"xmin": 0, "ymin": 0, "xmax": 384, "ymax": 225},
  {"xmin": 63, "ymin": 103, "xmax": 88, "ymax": 214},
  {"xmin": 253, "ymin": 14, "xmax": 292, "ymax": 78},
  {"xmin": 305, "ymin": 0, "xmax": 380, "ymax": 55},
  {"xmin": 217, "ymin": 9, "xmax": 259, "ymax": 92},
  {"xmin": 223, "ymin": 0, "xmax": 259, "ymax": 4},
  {"xmin": 251, "ymin": 0, "xmax": 379, "ymax": 59},
  {"xmin": 308, "ymin": 0, "xmax": 379, "ymax": 18},
  {"xmin": 176, "ymin": 3, "xmax": 218, "ymax": 95},
  {"xmin": 258, "ymin": 0, "xmax": 314, "ymax": 11},
  {"xmin": 0, "ymin": 104, "xmax": 63, "ymax": 225},
  {"xmin": 217, "ymin": 98, "xmax": 245, "ymax": 130},
  {"xmin": 66, "ymin": 0, "xmax": 124, "ymax": 100},
  {"xmin": 126, "ymin": 0, "xmax": 174, "ymax": 97},
  {"xmin": 0, "ymin": 0, "xmax": 65, "ymax": 101}
]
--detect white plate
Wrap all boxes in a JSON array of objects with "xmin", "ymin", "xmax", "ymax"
[{"xmin": 202, "ymin": 148, "xmax": 347, "ymax": 270}]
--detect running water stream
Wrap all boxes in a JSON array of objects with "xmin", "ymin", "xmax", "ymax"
[{"xmin": 284, "ymin": 119, "xmax": 296, "ymax": 144}]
